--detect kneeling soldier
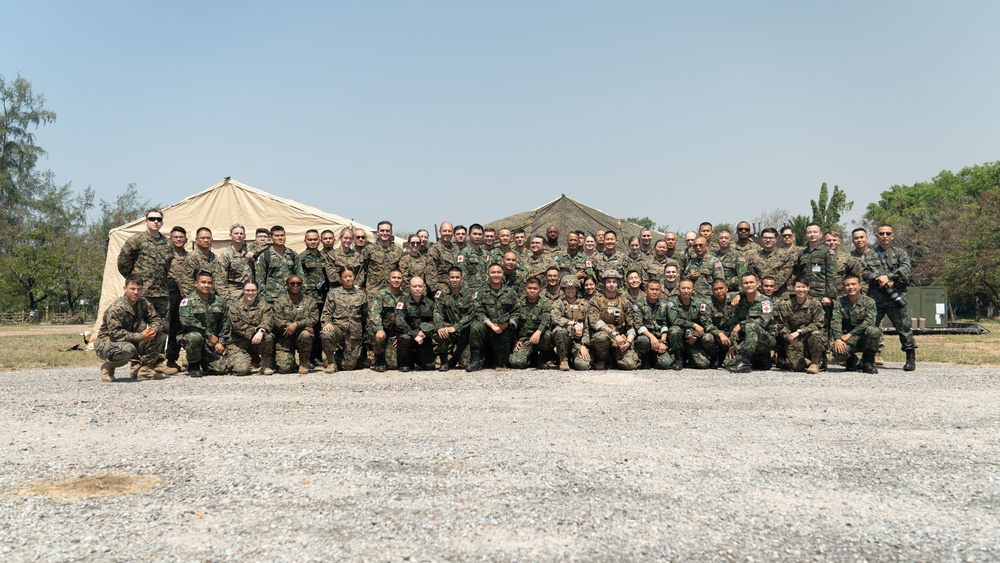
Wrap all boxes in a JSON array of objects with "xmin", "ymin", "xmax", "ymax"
[
  {"xmin": 667, "ymin": 279, "xmax": 715, "ymax": 369},
  {"xmin": 724, "ymin": 273, "xmax": 777, "ymax": 373},
  {"xmin": 509, "ymin": 276, "xmax": 553, "ymax": 369},
  {"xmin": 95, "ymin": 274, "xmax": 171, "ymax": 382},
  {"xmin": 227, "ymin": 282, "xmax": 274, "ymax": 376},
  {"xmin": 550, "ymin": 275, "xmax": 592, "ymax": 371},
  {"xmin": 587, "ymin": 270, "xmax": 639, "ymax": 370},
  {"xmin": 179, "ymin": 270, "xmax": 230, "ymax": 376},
  {"xmin": 633, "ymin": 279, "xmax": 675, "ymax": 369},
  {"xmin": 776, "ymin": 277, "xmax": 826, "ymax": 373},
  {"xmin": 396, "ymin": 276, "xmax": 437, "ymax": 372},
  {"xmin": 272, "ymin": 275, "xmax": 318, "ymax": 374},
  {"xmin": 432, "ymin": 267, "xmax": 478, "ymax": 371},
  {"xmin": 831, "ymin": 274, "xmax": 882, "ymax": 373}
]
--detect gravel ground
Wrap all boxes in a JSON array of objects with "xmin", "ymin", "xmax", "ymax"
[{"xmin": 1, "ymin": 362, "xmax": 998, "ymax": 561}]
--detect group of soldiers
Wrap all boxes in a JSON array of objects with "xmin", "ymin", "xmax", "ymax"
[{"xmin": 95, "ymin": 210, "xmax": 917, "ymax": 381}]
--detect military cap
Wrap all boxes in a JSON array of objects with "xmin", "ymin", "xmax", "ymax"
[
  {"xmin": 561, "ymin": 275, "xmax": 578, "ymax": 288},
  {"xmin": 602, "ymin": 270, "xmax": 622, "ymax": 280}
]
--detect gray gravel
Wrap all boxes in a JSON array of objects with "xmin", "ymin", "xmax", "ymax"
[{"xmin": 1, "ymin": 362, "xmax": 999, "ymax": 561}]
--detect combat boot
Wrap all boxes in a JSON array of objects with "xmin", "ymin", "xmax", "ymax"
[
  {"xmin": 438, "ymin": 354, "xmax": 450, "ymax": 372},
  {"xmin": 534, "ymin": 353, "xmax": 548, "ymax": 370},
  {"xmin": 558, "ymin": 353, "xmax": 570, "ymax": 372},
  {"xmin": 671, "ymin": 353, "xmax": 684, "ymax": 371},
  {"xmin": 727, "ymin": 355, "xmax": 752, "ymax": 374},
  {"xmin": 805, "ymin": 362, "xmax": 820, "ymax": 374},
  {"xmin": 166, "ymin": 359, "xmax": 181, "ymax": 372},
  {"xmin": 154, "ymin": 362, "xmax": 178, "ymax": 376},
  {"xmin": 129, "ymin": 361, "xmax": 140, "ymax": 378},
  {"xmin": 874, "ymin": 352, "xmax": 884, "ymax": 366},
  {"xmin": 100, "ymin": 363, "xmax": 116, "ymax": 383},
  {"xmin": 136, "ymin": 366, "xmax": 164, "ymax": 381},
  {"xmin": 903, "ymin": 349, "xmax": 916, "ymax": 371},
  {"xmin": 593, "ymin": 360, "xmax": 606, "ymax": 371},
  {"xmin": 845, "ymin": 354, "xmax": 859, "ymax": 372},
  {"xmin": 260, "ymin": 361, "xmax": 275, "ymax": 376},
  {"xmin": 188, "ymin": 362, "xmax": 203, "ymax": 378},
  {"xmin": 323, "ymin": 359, "xmax": 337, "ymax": 374},
  {"xmin": 374, "ymin": 353, "xmax": 387, "ymax": 373},
  {"xmin": 467, "ymin": 350, "xmax": 483, "ymax": 372},
  {"xmin": 860, "ymin": 351, "xmax": 879, "ymax": 374}
]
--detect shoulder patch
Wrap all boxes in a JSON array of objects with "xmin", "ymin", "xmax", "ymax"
[
  {"xmin": 179, "ymin": 298, "xmax": 188, "ymax": 307},
  {"xmin": 434, "ymin": 290, "xmax": 442, "ymax": 299},
  {"xmin": 699, "ymin": 303, "xmax": 707, "ymax": 312},
  {"xmin": 473, "ymin": 291, "xmax": 478, "ymax": 299},
  {"xmin": 633, "ymin": 304, "xmax": 640, "ymax": 311},
  {"xmin": 457, "ymin": 255, "xmax": 464, "ymax": 263},
  {"xmin": 714, "ymin": 262, "xmax": 722, "ymax": 268},
  {"xmin": 762, "ymin": 299, "xmax": 772, "ymax": 313},
  {"xmin": 667, "ymin": 301, "xmax": 675, "ymax": 308},
  {"xmin": 738, "ymin": 257, "xmax": 745, "ymax": 262},
  {"xmin": 395, "ymin": 301, "xmax": 404, "ymax": 310}
]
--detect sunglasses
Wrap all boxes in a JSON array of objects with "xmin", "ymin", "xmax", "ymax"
[
  {"xmin": 287, "ymin": 282, "xmax": 303, "ymax": 286},
  {"xmin": 147, "ymin": 217, "xmax": 163, "ymax": 222}
]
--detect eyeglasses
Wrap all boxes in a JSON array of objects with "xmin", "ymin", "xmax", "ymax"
[
  {"xmin": 409, "ymin": 242, "xmax": 420, "ymax": 246},
  {"xmin": 287, "ymin": 282, "xmax": 303, "ymax": 287},
  {"xmin": 147, "ymin": 217, "xmax": 163, "ymax": 222},
  {"xmin": 781, "ymin": 234, "xmax": 793, "ymax": 237}
]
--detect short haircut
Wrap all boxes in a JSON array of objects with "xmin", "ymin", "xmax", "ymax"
[
  {"xmin": 699, "ymin": 221, "xmax": 713, "ymax": 229},
  {"xmin": 377, "ymin": 220, "xmax": 393, "ymax": 230},
  {"xmin": 171, "ymin": 226, "xmax": 187, "ymax": 235},
  {"xmin": 851, "ymin": 227, "xmax": 867, "ymax": 236},
  {"xmin": 256, "ymin": 227, "xmax": 270, "ymax": 236},
  {"xmin": 270, "ymin": 225, "xmax": 285, "ymax": 235},
  {"xmin": 805, "ymin": 222, "xmax": 821, "ymax": 230},
  {"xmin": 843, "ymin": 273, "xmax": 861, "ymax": 284},
  {"xmin": 483, "ymin": 227, "xmax": 496, "ymax": 235},
  {"xmin": 305, "ymin": 229, "xmax": 319, "ymax": 236},
  {"xmin": 125, "ymin": 274, "xmax": 144, "ymax": 286},
  {"xmin": 454, "ymin": 225, "xmax": 467, "ymax": 233},
  {"xmin": 604, "ymin": 230, "xmax": 618, "ymax": 239},
  {"xmin": 229, "ymin": 223, "xmax": 245, "ymax": 234},
  {"xmin": 793, "ymin": 276, "xmax": 810, "ymax": 287},
  {"xmin": 525, "ymin": 276, "xmax": 541, "ymax": 287},
  {"xmin": 760, "ymin": 227, "xmax": 778, "ymax": 237},
  {"xmin": 513, "ymin": 228, "xmax": 526, "ymax": 236},
  {"xmin": 196, "ymin": 227, "xmax": 212, "ymax": 236},
  {"xmin": 645, "ymin": 279, "xmax": 661, "ymax": 287},
  {"xmin": 469, "ymin": 223, "xmax": 484, "ymax": 233},
  {"xmin": 145, "ymin": 208, "xmax": 163, "ymax": 219},
  {"xmin": 196, "ymin": 270, "xmax": 214, "ymax": 280},
  {"xmin": 448, "ymin": 266, "xmax": 463, "ymax": 275}
]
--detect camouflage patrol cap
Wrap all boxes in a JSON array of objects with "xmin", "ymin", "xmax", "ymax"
[
  {"xmin": 602, "ymin": 270, "xmax": 622, "ymax": 280},
  {"xmin": 560, "ymin": 275, "xmax": 578, "ymax": 288}
]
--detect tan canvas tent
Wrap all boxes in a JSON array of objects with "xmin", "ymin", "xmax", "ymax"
[
  {"xmin": 92, "ymin": 177, "xmax": 396, "ymax": 338},
  {"xmin": 485, "ymin": 194, "xmax": 665, "ymax": 245}
]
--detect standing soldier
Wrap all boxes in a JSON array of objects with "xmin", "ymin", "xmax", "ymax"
[
  {"xmin": 256, "ymin": 226, "xmax": 303, "ymax": 304},
  {"xmin": 824, "ymin": 231, "xmax": 863, "ymax": 298},
  {"xmin": 179, "ymin": 227, "xmax": 217, "ymax": 299},
  {"xmin": 508, "ymin": 277, "xmax": 554, "ymax": 370},
  {"xmin": 320, "ymin": 267, "xmax": 368, "ymax": 373},
  {"xmin": 165, "ymin": 226, "xmax": 189, "ymax": 372},
  {"xmin": 638, "ymin": 228, "xmax": 654, "ymax": 256},
  {"xmin": 399, "ymin": 234, "xmax": 432, "ymax": 284},
  {"xmin": 633, "ymin": 279, "xmax": 675, "ymax": 370},
  {"xmin": 363, "ymin": 221, "xmax": 403, "ymax": 297},
  {"xmin": 662, "ymin": 231, "xmax": 688, "ymax": 271},
  {"xmin": 734, "ymin": 221, "xmax": 761, "ymax": 255},
  {"xmin": 522, "ymin": 236, "xmax": 556, "ymax": 281},
  {"xmin": 432, "ymin": 267, "xmax": 479, "ymax": 371},
  {"xmin": 667, "ymin": 279, "xmax": 716, "ymax": 370},
  {"xmin": 299, "ymin": 229, "xmax": 327, "ymax": 367},
  {"xmin": 831, "ymin": 274, "xmax": 881, "ymax": 373},
  {"xmin": 368, "ymin": 269, "xmax": 405, "ymax": 372},
  {"xmin": 554, "ymin": 231, "xmax": 591, "ymax": 283},
  {"xmin": 862, "ymin": 224, "xmax": 917, "ymax": 371},
  {"xmin": 796, "ymin": 223, "xmax": 837, "ymax": 366},
  {"xmin": 775, "ymin": 278, "xmax": 826, "ymax": 374},
  {"xmin": 95, "ymin": 274, "xmax": 170, "ymax": 382},
  {"xmin": 594, "ymin": 230, "xmax": 627, "ymax": 280},
  {"xmin": 457, "ymin": 223, "xmax": 489, "ymax": 291},
  {"xmin": 715, "ymin": 230, "xmax": 750, "ymax": 292},
  {"xmin": 500, "ymin": 251, "xmax": 527, "ymax": 294},
  {"xmin": 684, "ymin": 237, "xmax": 725, "ymax": 298},
  {"xmin": 271, "ymin": 275, "xmax": 318, "ymax": 374},
  {"xmin": 550, "ymin": 275, "xmax": 592, "ymax": 371},
  {"xmin": 467, "ymin": 263, "xmax": 518, "ymax": 371},
  {"xmin": 117, "ymin": 208, "xmax": 173, "ymax": 371},
  {"xmin": 587, "ymin": 270, "xmax": 639, "ymax": 371},
  {"xmin": 724, "ymin": 273, "xmax": 777, "ymax": 374},
  {"xmin": 427, "ymin": 221, "xmax": 459, "ymax": 291},
  {"xmin": 749, "ymin": 228, "xmax": 795, "ymax": 299},
  {"xmin": 215, "ymin": 224, "xmax": 253, "ymax": 302},
  {"xmin": 325, "ymin": 227, "xmax": 366, "ymax": 290},
  {"xmin": 395, "ymin": 276, "xmax": 437, "ymax": 372},
  {"xmin": 482, "ymin": 227, "xmax": 501, "ymax": 264},
  {"xmin": 226, "ymin": 282, "xmax": 275, "ymax": 376},
  {"xmin": 623, "ymin": 237, "xmax": 649, "ymax": 284},
  {"xmin": 178, "ymin": 271, "xmax": 230, "ymax": 376}
]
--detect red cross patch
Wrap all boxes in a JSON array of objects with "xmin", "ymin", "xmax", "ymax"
[
  {"xmin": 762, "ymin": 300, "xmax": 772, "ymax": 313},
  {"xmin": 586, "ymin": 260, "xmax": 592, "ymax": 267},
  {"xmin": 473, "ymin": 291, "xmax": 478, "ymax": 299},
  {"xmin": 395, "ymin": 301, "xmax": 404, "ymax": 309},
  {"xmin": 457, "ymin": 255, "xmax": 464, "ymax": 263},
  {"xmin": 434, "ymin": 290, "xmax": 442, "ymax": 299},
  {"xmin": 179, "ymin": 298, "xmax": 188, "ymax": 307},
  {"xmin": 699, "ymin": 303, "xmax": 706, "ymax": 312}
]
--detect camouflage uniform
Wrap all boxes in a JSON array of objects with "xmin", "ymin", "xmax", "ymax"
[
  {"xmin": 215, "ymin": 245, "xmax": 253, "ymax": 302},
  {"xmin": 432, "ymin": 285, "xmax": 479, "ymax": 367},
  {"xmin": 508, "ymin": 297, "xmax": 553, "ymax": 369},
  {"xmin": 684, "ymin": 256, "xmax": 725, "ymax": 299},
  {"xmin": 178, "ymin": 250, "xmax": 217, "ymax": 299},
  {"xmin": 795, "ymin": 246, "xmax": 837, "ymax": 301},
  {"xmin": 118, "ymin": 232, "xmax": 173, "ymax": 326},
  {"xmin": 663, "ymin": 251, "xmax": 688, "ymax": 272},
  {"xmin": 271, "ymin": 292, "xmax": 318, "ymax": 373},
  {"xmin": 734, "ymin": 239, "xmax": 762, "ymax": 255},
  {"xmin": 399, "ymin": 253, "xmax": 432, "ymax": 287},
  {"xmin": 178, "ymin": 292, "xmax": 231, "ymax": 374},
  {"xmin": 775, "ymin": 296, "xmax": 825, "ymax": 371},
  {"xmin": 95, "ymin": 296, "xmax": 168, "ymax": 370},
  {"xmin": 325, "ymin": 246, "xmax": 365, "ymax": 290},
  {"xmin": 427, "ymin": 240, "xmax": 459, "ymax": 290},
  {"xmin": 633, "ymin": 295, "xmax": 675, "ymax": 369},
  {"xmin": 551, "ymin": 295, "xmax": 592, "ymax": 371},
  {"xmin": 749, "ymin": 248, "xmax": 795, "ymax": 299},
  {"xmin": 299, "ymin": 250, "xmax": 327, "ymax": 302},
  {"xmin": 705, "ymin": 293, "xmax": 736, "ymax": 363},
  {"xmin": 319, "ymin": 286, "xmax": 367, "ymax": 370},
  {"xmin": 540, "ymin": 287, "xmax": 562, "ymax": 305},
  {"xmin": 862, "ymin": 244, "xmax": 917, "ymax": 352},
  {"xmin": 457, "ymin": 246, "xmax": 490, "ymax": 291},
  {"xmin": 716, "ymin": 248, "xmax": 750, "ymax": 292},
  {"xmin": 256, "ymin": 247, "xmax": 304, "ymax": 303},
  {"xmin": 165, "ymin": 248, "xmax": 189, "ymax": 364},
  {"xmin": 831, "ymin": 252, "xmax": 863, "ymax": 298},
  {"xmin": 831, "ymin": 294, "xmax": 882, "ymax": 362},
  {"xmin": 502, "ymin": 265, "xmax": 527, "ymax": 294},
  {"xmin": 364, "ymin": 243, "xmax": 403, "ymax": 296},
  {"xmin": 644, "ymin": 256, "xmax": 671, "ymax": 287},
  {"xmin": 587, "ymin": 293, "xmax": 639, "ymax": 370},
  {"xmin": 554, "ymin": 250, "xmax": 594, "ymax": 282},
  {"xmin": 395, "ymin": 293, "xmax": 437, "ymax": 369},
  {"xmin": 722, "ymin": 293, "xmax": 777, "ymax": 369},
  {"xmin": 594, "ymin": 251, "xmax": 628, "ymax": 280},
  {"xmin": 226, "ymin": 296, "xmax": 274, "ymax": 375},
  {"xmin": 472, "ymin": 284, "xmax": 518, "ymax": 368},
  {"xmin": 666, "ymin": 297, "xmax": 715, "ymax": 369},
  {"xmin": 522, "ymin": 253, "xmax": 556, "ymax": 282},
  {"xmin": 622, "ymin": 254, "xmax": 649, "ymax": 282},
  {"xmin": 368, "ymin": 288, "xmax": 403, "ymax": 370},
  {"xmin": 849, "ymin": 247, "xmax": 875, "ymax": 296}
]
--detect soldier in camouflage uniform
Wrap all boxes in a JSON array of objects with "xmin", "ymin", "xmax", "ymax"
[
  {"xmin": 215, "ymin": 224, "xmax": 253, "ymax": 302},
  {"xmin": 368, "ymin": 269, "xmax": 404, "ymax": 372},
  {"xmin": 363, "ymin": 221, "xmax": 403, "ymax": 297},
  {"xmin": 862, "ymin": 224, "xmax": 917, "ymax": 371},
  {"xmin": 550, "ymin": 275, "xmax": 593, "ymax": 371},
  {"xmin": 684, "ymin": 237, "xmax": 725, "ymax": 298},
  {"xmin": 667, "ymin": 279, "xmax": 715, "ymax": 370},
  {"xmin": 660, "ymin": 264, "xmax": 681, "ymax": 298},
  {"xmin": 775, "ymin": 278, "xmax": 826, "ymax": 373},
  {"xmin": 508, "ymin": 277, "xmax": 554, "ymax": 369},
  {"xmin": 320, "ymin": 267, "xmax": 368, "ymax": 372},
  {"xmin": 554, "ymin": 231, "xmax": 593, "ymax": 283},
  {"xmin": 724, "ymin": 273, "xmax": 777, "ymax": 373},
  {"xmin": 432, "ymin": 267, "xmax": 479, "ymax": 371},
  {"xmin": 623, "ymin": 237, "xmax": 649, "ymax": 284},
  {"xmin": 467, "ymin": 264, "xmax": 518, "ymax": 371},
  {"xmin": 639, "ymin": 228, "xmax": 654, "ymax": 256},
  {"xmin": 661, "ymin": 232, "xmax": 688, "ymax": 272},
  {"xmin": 178, "ymin": 271, "xmax": 231, "ymax": 376},
  {"xmin": 594, "ymin": 231, "xmax": 628, "ymax": 280},
  {"xmin": 117, "ymin": 208, "xmax": 173, "ymax": 367},
  {"xmin": 500, "ymin": 251, "xmax": 527, "ymax": 294},
  {"xmin": 255, "ymin": 226, "xmax": 304, "ymax": 304},
  {"xmin": 299, "ymin": 229, "xmax": 327, "ymax": 366},
  {"xmin": 226, "ymin": 282, "xmax": 275, "ymax": 376},
  {"xmin": 395, "ymin": 276, "xmax": 437, "ymax": 371},
  {"xmin": 457, "ymin": 224, "xmax": 490, "ymax": 291},
  {"xmin": 178, "ymin": 227, "xmax": 217, "ymax": 299},
  {"xmin": 427, "ymin": 222, "xmax": 459, "ymax": 291},
  {"xmin": 399, "ymin": 234, "xmax": 432, "ymax": 285},
  {"xmin": 95, "ymin": 274, "xmax": 169, "ymax": 382},
  {"xmin": 734, "ymin": 222, "xmax": 762, "ymax": 255},
  {"xmin": 748, "ymin": 228, "xmax": 795, "ymax": 299},
  {"xmin": 523, "ymin": 236, "xmax": 557, "ymax": 281},
  {"xmin": 587, "ymin": 270, "xmax": 639, "ymax": 370},
  {"xmin": 165, "ymin": 226, "xmax": 189, "ymax": 370},
  {"xmin": 271, "ymin": 275, "xmax": 318, "ymax": 374},
  {"xmin": 645, "ymin": 240, "xmax": 672, "ymax": 287},
  {"xmin": 633, "ymin": 279, "xmax": 675, "ymax": 370},
  {"xmin": 849, "ymin": 228, "xmax": 874, "ymax": 297},
  {"xmin": 482, "ymin": 227, "xmax": 502, "ymax": 265},
  {"xmin": 326, "ymin": 227, "xmax": 366, "ymax": 290},
  {"xmin": 541, "ymin": 267, "xmax": 563, "ymax": 304},
  {"xmin": 824, "ymin": 231, "xmax": 863, "ymax": 298},
  {"xmin": 831, "ymin": 274, "xmax": 881, "ymax": 373},
  {"xmin": 715, "ymin": 230, "xmax": 751, "ymax": 292},
  {"xmin": 704, "ymin": 278, "xmax": 735, "ymax": 367}
]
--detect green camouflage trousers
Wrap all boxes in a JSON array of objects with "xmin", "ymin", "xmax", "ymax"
[
  {"xmin": 590, "ymin": 332, "xmax": 639, "ymax": 370},
  {"xmin": 509, "ymin": 330, "xmax": 553, "ymax": 369},
  {"xmin": 274, "ymin": 329, "xmax": 314, "ymax": 373},
  {"xmin": 831, "ymin": 326, "xmax": 883, "ymax": 362},
  {"xmin": 432, "ymin": 327, "xmax": 471, "ymax": 368},
  {"xmin": 635, "ymin": 333, "xmax": 676, "ymax": 369},
  {"xmin": 552, "ymin": 327, "xmax": 593, "ymax": 371},
  {"xmin": 321, "ymin": 321, "xmax": 363, "ymax": 370},
  {"xmin": 669, "ymin": 326, "xmax": 712, "ymax": 369},
  {"xmin": 786, "ymin": 332, "xmax": 825, "ymax": 371},
  {"xmin": 721, "ymin": 324, "xmax": 775, "ymax": 368},
  {"xmin": 178, "ymin": 332, "xmax": 229, "ymax": 374},
  {"xmin": 95, "ymin": 333, "xmax": 167, "ymax": 369},
  {"xmin": 228, "ymin": 334, "xmax": 275, "ymax": 375},
  {"xmin": 470, "ymin": 322, "xmax": 515, "ymax": 368},
  {"xmin": 876, "ymin": 306, "xmax": 917, "ymax": 351}
]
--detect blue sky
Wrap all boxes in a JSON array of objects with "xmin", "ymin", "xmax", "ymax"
[{"xmin": 6, "ymin": 1, "xmax": 999, "ymax": 235}]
